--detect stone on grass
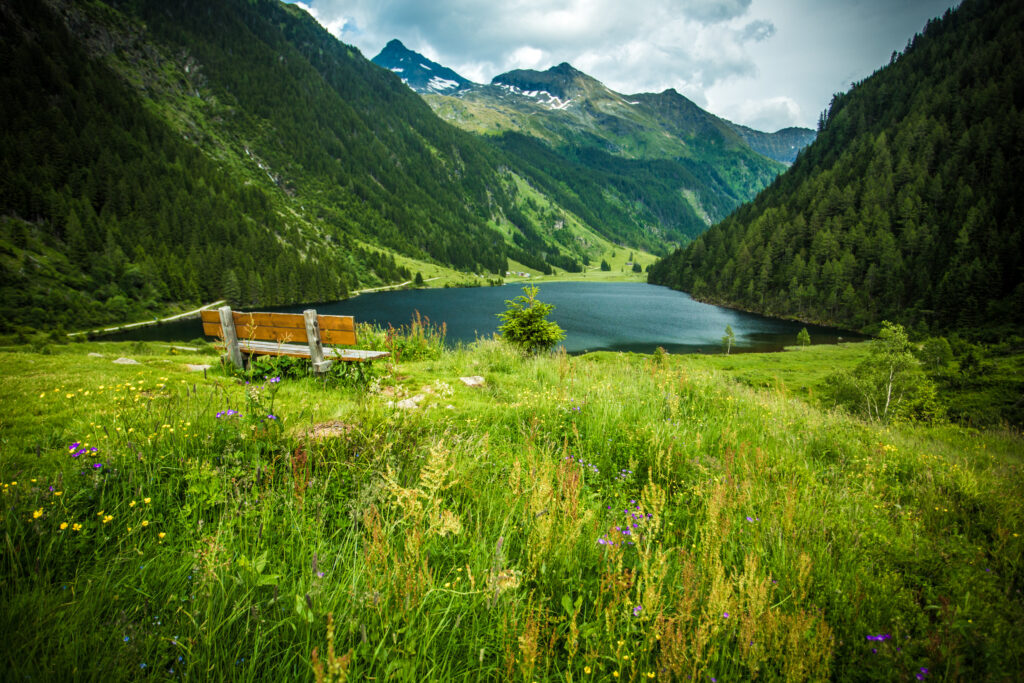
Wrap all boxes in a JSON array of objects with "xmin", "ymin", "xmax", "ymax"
[
  {"xmin": 87, "ymin": 352, "xmax": 104, "ymax": 358},
  {"xmin": 394, "ymin": 394, "xmax": 426, "ymax": 410},
  {"xmin": 460, "ymin": 376, "xmax": 485, "ymax": 387},
  {"xmin": 185, "ymin": 364, "xmax": 212, "ymax": 372},
  {"xmin": 113, "ymin": 357, "xmax": 140, "ymax": 365}
]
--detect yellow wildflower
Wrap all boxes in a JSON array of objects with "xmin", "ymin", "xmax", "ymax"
[
  {"xmin": 102, "ymin": 515, "xmax": 113, "ymax": 524},
  {"xmin": 143, "ymin": 497, "xmax": 151, "ymax": 504},
  {"xmin": 60, "ymin": 522, "xmax": 68, "ymax": 530},
  {"xmin": 72, "ymin": 523, "xmax": 82, "ymax": 531},
  {"xmin": 33, "ymin": 508, "xmax": 43, "ymax": 519},
  {"xmin": 584, "ymin": 667, "xmax": 592, "ymax": 674},
  {"xmin": 141, "ymin": 520, "xmax": 149, "ymax": 527},
  {"xmin": 130, "ymin": 501, "xmax": 136, "ymax": 507},
  {"xmin": 158, "ymin": 532, "xmax": 166, "ymax": 539},
  {"xmin": 54, "ymin": 491, "xmax": 62, "ymax": 496}
]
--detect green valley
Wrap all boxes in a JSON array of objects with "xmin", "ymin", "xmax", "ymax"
[{"xmin": 649, "ymin": 0, "xmax": 1024, "ymax": 337}]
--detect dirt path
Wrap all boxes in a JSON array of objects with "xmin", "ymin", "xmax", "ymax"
[{"xmin": 68, "ymin": 300, "xmax": 227, "ymax": 338}]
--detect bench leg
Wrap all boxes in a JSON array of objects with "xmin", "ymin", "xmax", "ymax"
[{"xmin": 219, "ymin": 306, "xmax": 244, "ymax": 369}]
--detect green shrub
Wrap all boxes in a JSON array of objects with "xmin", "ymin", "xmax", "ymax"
[{"xmin": 496, "ymin": 286, "xmax": 565, "ymax": 354}]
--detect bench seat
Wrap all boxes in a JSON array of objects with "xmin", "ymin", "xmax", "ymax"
[{"xmin": 237, "ymin": 340, "xmax": 389, "ymax": 362}]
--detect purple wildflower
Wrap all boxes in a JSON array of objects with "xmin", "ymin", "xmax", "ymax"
[
  {"xmin": 93, "ymin": 463, "xmax": 103, "ymax": 469},
  {"xmin": 723, "ymin": 612, "xmax": 730, "ymax": 618},
  {"xmin": 633, "ymin": 605, "xmax": 643, "ymax": 617}
]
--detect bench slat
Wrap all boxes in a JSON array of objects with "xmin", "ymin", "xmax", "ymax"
[
  {"xmin": 321, "ymin": 329, "xmax": 357, "ymax": 346},
  {"xmin": 234, "ymin": 312, "xmax": 305, "ymax": 329},
  {"xmin": 235, "ymin": 340, "xmax": 388, "ymax": 362},
  {"xmin": 235, "ymin": 324, "xmax": 308, "ymax": 343},
  {"xmin": 318, "ymin": 315, "xmax": 355, "ymax": 332}
]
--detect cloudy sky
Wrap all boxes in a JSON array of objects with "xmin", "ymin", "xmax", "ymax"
[{"xmin": 291, "ymin": 0, "xmax": 960, "ymax": 132}]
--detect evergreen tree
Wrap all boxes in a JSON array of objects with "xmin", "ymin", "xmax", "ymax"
[{"xmin": 797, "ymin": 327, "xmax": 811, "ymax": 348}]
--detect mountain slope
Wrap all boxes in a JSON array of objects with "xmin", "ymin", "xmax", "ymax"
[
  {"xmin": 650, "ymin": 0, "xmax": 1024, "ymax": 334},
  {"xmin": 372, "ymin": 38, "xmax": 474, "ymax": 94},
  {"xmin": 725, "ymin": 124, "xmax": 818, "ymax": 164}
]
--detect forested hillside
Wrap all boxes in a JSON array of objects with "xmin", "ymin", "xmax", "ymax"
[
  {"xmin": 1, "ymin": 0, "xmax": 708, "ymax": 335},
  {"xmin": 649, "ymin": 0, "xmax": 1024, "ymax": 335}
]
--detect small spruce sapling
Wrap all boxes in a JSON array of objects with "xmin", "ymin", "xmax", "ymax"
[
  {"xmin": 721, "ymin": 324, "xmax": 735, "ymax": 355},
  {"xmin": 797, "ymin": 327, "xmax": 811, "ymax": 348},
  {"xmin": 497, "ymin": 286, "xmax": 565, "ymax": 354}
]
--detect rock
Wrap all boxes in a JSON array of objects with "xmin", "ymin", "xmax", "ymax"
[
  {"xmin": 112, "ymin": 357, "xmax": 140, "ymax": 365},
  {"xmin": 87, "ymin": 352, "xmax": 104, "ymax": 358},
  {"xmin": 460, "ymin": 375, "xmax": 485, "ymax": 387},
  {"xmin": 305, "ymin": 421, "xmax": 355, "ymax": 439},
  {"xmin": 185, "ymin": 364, "xmax": 212, "ymax": 372},
  {"xmin": 395, "ymin": 394, "xmax": 426, "ymax": 410}
]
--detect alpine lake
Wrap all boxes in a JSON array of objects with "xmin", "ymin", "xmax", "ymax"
[{"xmin": 109, "ymin": 282, "xmax": 860, "ymax": 354}]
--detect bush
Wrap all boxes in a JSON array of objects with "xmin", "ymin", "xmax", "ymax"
[{"xmin": 496, "ymin": 286, "xmax": 565, "ymax": 354}]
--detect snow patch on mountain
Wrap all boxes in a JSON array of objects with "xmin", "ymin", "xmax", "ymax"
[
  {"xmin": 495, "ymin": 83, "xmax": 572, "ymax": 110},
  {"xmin": 427, "ymin": 76, "xmax": 460, "ymax": 92}
]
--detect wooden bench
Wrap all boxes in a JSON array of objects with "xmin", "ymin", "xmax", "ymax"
[{"xmin": 201, "ymin": 306, "xmax": 388, "ymax": 373}]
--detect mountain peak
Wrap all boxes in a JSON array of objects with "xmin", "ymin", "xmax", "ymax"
[
  {"xmin": 371, "ymin": 39, "xmax": 474, "ymax": 94},
  {"xmin": 490, "ymin": 62, "xmax": 599, "ymax": 103}
]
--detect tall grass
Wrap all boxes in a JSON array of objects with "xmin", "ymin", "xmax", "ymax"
[{"xmin": 0, "ymin": 339, "xmax": 1021, "ymax": 680}]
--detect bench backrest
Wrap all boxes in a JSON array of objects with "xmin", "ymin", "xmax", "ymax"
[{"xmin": 200, "ymin": 309, "xmax": 356, "ymax": 346}]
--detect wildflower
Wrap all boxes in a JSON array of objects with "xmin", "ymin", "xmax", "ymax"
[
  {"xmin": 141, "ymin": 520, "xmax": 149, "ymax": 527},
  {"xmin": 158, "ymin": 532, "xmax": 166, "ymax": 539},
  {"xmin": 633, "ymin": 605, "xmax": 643, "ymax": 617},
  {"xmin": 93, "ymin": 463, "xmax": 103, "ymax": 469},
  {"xmin": 865, "ymin": 634, "xmax": 891, "ymax": 642},
  {"xmin": 143, "ymin": 497, "xmax": 151, "ymax": 504},
  {"xmin": 72, "ymin": 523, "xmax": 82, "ymax": 531},
  {"xmin": 124, "ymin": 636, "xmax": 130, "ymax": 642},
  {"xmin": 54, "ymin": 491, "xmax": 62, "ymax": 496},
  {"xmin": 60, "ymin": 522, "xmax": 68, "ymax": 530},
  {"xmin": 33, "ymin": 508, "xmax": 43, "ymax": 519},
  {"xmin": 584, "ymin": 666, "xmax": 592, "ymax": 674},
  {"xmin": 723, "ymin": 612, "xmax": 730, "ymax": 618},
  {"xmin": 269, "ymin": 376, "xmax": 281, "ymax": 383},
  {"xmin": 102, "ymin": 515, "xmax": 113, "ymax": 524},
  {"xmin": 267, "ymin": 414, "xmax": 277, "ymax": 420},
  {"xmin": 613, "ymin": 673, "xmax": 620, "ymax": 678},
  {"xmin": 130, "ymin": 501, "xmax": 137, "ymax": 507}
]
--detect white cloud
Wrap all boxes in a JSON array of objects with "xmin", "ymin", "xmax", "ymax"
[
  {"xmin": 289, "ymin": 0, "xmax": 961, "ymax": 129},
  {"xmin": 293, "ymin": 2, "xmax": 347, "ymax": 38},
  {"xmin": 727, "ymin": 96, "xmax": 803, "ymax": 132}
]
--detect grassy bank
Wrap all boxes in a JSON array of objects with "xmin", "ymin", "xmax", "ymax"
[{"xmin": 1, "ymin": 339, "xmax": 1021, "ymax": 680}]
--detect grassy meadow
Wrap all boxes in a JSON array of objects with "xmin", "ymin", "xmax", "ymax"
[{"xmin": 0, "ymin": 332, "xmax": 1022, "ymax": 681}]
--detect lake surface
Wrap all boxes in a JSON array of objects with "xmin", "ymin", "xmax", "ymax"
[{"xmin": 109, "ymin": 282, "xmax": 860, "ymax": 354}]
